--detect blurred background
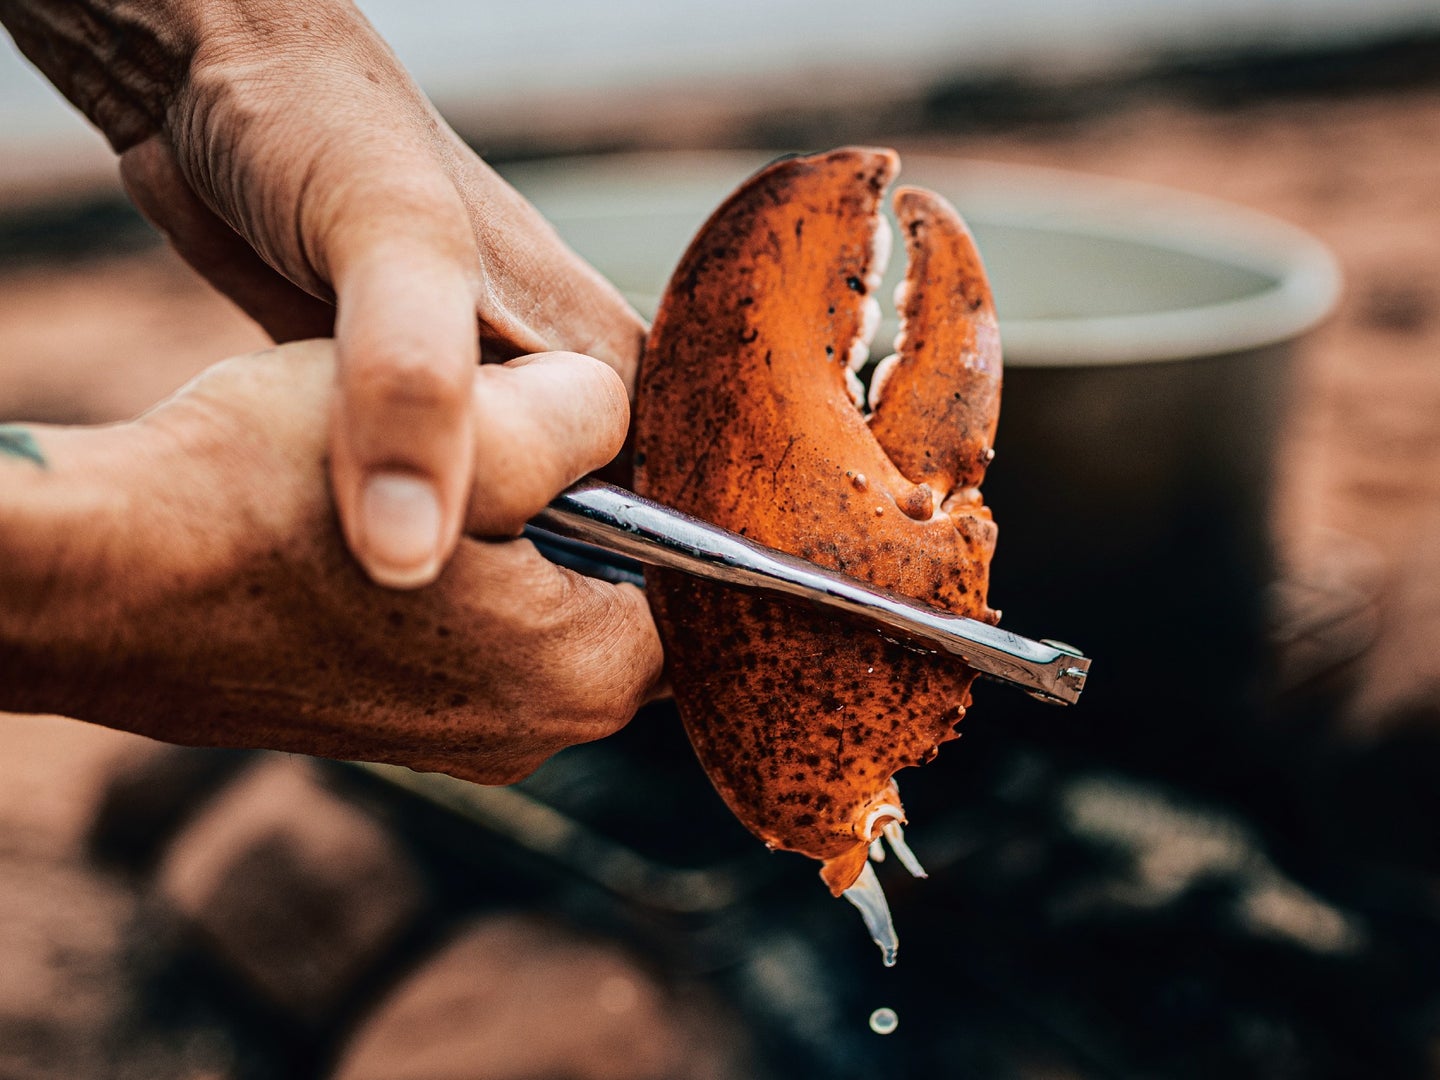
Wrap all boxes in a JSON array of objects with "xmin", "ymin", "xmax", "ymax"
[{"xmin": 5, "ymin": 2, "xmax": 1440, "ymax": 1077}]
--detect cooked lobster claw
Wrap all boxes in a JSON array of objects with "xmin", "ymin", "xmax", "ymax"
[{"xmin": 634, "ymin": 147, "xmax": 1001, "ymax": 961}]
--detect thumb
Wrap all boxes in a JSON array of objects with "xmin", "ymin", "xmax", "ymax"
[
  {"xmin": 325, "ymin": 179, "xmax": 482, "ymax": 589},
  {"xmin": 464, "ymin": 351, "xmax": 631, "ymax": 537}
]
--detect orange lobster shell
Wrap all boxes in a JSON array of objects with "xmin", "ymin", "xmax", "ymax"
[{"xmin": 634, "ymin": 147, "xmax": 1001, "ymax": 900}]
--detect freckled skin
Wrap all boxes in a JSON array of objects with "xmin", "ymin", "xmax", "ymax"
[{"xmin": 635, "ymin": 148, "xmax": 1002, "ymax": 895}]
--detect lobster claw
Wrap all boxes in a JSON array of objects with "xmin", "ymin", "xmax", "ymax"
[{"xmin": 634, "ymin": 148, "xmax": 1001, "ymax": 957}]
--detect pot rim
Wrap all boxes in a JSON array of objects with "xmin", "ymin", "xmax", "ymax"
[
  {"xmin": 900, "ymin": 155, "xmax": 1342, "ymax": 367},
  {"xmin": 505, "ymin": 150, "xmax": 1343, "ymax": 369}
]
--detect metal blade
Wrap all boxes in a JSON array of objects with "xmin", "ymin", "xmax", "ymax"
[{"xmin": 530, "ymin": 480, "xmax": 1090, "ymax": 705}]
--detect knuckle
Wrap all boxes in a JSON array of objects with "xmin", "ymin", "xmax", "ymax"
[
  {"xmin": 324, "ymin": 171, "xmax": 474, "ymax": 268},
  {"xmin": 369, "ymin": 171, "xmax": 463, "ymax": 221},
  {"xmin": 450, "ymin": 558, "xmax": 655, "ymax": 755},
  {"xmin": 349, "ymin": 351, "xmax": 471, "ymax": 415},
  {"xmin": 547, "ymin": 581, "xmax": 661, "ymax": 722}
]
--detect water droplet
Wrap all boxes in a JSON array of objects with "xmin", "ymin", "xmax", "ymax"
[{"xmin": 869, "ymin": 1007, "xmax": 899, "ymax": 1035}]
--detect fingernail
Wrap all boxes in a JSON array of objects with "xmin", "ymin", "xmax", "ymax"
[{"xmin": 359, "ymin": 471, "xmax": 443, "ymax": 588}]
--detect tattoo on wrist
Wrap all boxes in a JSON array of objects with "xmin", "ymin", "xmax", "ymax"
[{"xmin": 0, "ymin": 425, "xmax": 47, "ymax": 468}]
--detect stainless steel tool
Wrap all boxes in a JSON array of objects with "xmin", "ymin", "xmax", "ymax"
[{"xmin": 529, "ymin": 479, "xmax": 1090, "ymax": 706}]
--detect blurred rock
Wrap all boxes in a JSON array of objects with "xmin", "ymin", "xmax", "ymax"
[
  {"xmin": 0, "ymin": 713, "xmax": 167, "ymax": 859},
  {"xmin": 87, "ymin": 744, "xmax": 253, "ymax": 875},
  {"xmin": 331, "ymin": 914, "xmax": 749, "ymax": 1080},
  {"xmin": 157, "ymin": 756, "xmax": 426, "ymax": 1025},
  {"xmin": 0, "ymin": 852, "xmax": 133, "ymax": 1078},
  {"xmin": 0, "ymin": 851, "xmax": 243, "ymax": 1080}
]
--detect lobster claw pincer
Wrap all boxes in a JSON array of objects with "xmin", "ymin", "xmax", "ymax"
[{"xmin": 634, "ymin": 148, "xmax": 1002, "ymax": 963}]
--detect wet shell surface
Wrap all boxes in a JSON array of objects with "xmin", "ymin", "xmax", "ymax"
[{"xmin": 634, "ymin": 147, "xmax": 1001, "ymax": 904}]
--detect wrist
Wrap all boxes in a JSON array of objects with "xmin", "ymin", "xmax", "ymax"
[{"xmin": 0, "ymin": 422, "xmax": 143, "ymax": 715}]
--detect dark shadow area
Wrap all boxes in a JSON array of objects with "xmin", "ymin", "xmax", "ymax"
[
  {"xmin": 920, "ymin": 28, "xmax": 1440, "ymax": 135},
  {"xmin": 0, "ymin": 195, "xmax": 157, "ymax": 266}
]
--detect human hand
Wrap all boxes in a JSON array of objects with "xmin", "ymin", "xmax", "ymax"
[
  {"xmin": 1, "ymin": 0, "xmax": 646, "ymax": 587},
  {"xmin": 0, "ymin": 341, "xmax": 662, "ymax": 784}
]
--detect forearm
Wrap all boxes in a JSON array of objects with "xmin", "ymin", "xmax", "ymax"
[
  {"xmin": 0, "ymin": 0, "xmax": 360, "ymax": 152},
  {"xmin": 0, "ymin": 423, "xmax": 135, "ymax": 716},
  {"xmin": 0, "ymin": 0, "xmax": 199, "ymax": 150}
]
